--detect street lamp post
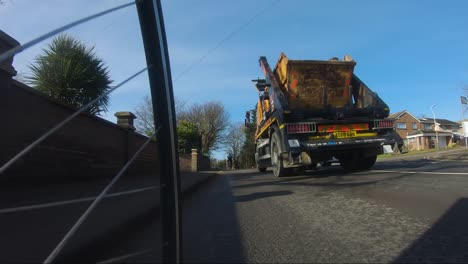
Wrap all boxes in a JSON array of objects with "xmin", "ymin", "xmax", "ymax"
[{"xmin": 431, "ymin": 105, "xmax": 439, "ymax": 151}]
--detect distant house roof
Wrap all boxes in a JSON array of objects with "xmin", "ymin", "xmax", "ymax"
[
  {"xmin": 389, "ymin": 110, "xmax": 460, "ymax": 127},
  {"xmin": 388, "ymin": 110, "xmax": 405, "ymax": 119},
  {"xmin": 388, "ymin": 110, "xmax": 420, "ymax": 121},
  {"xmin": 419, "ymin": 118, "xmax": 460, "ymax": 126}
]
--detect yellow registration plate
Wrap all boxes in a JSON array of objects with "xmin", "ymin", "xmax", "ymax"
[{"xmin": 333, "ymin": 131, "xmax": 356, "ymax": 138}]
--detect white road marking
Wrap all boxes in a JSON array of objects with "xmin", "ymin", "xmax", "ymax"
[
  {"xmin": 0, "ymin": 186, "xmax": 157, "ymax": 214},
  {"xmin": 97, "ymin": 249, "xmax": 152, "ymax": 264},
  {"xmin": 370, "ymin": 170, "xmax": 468, "ymax": 175}
]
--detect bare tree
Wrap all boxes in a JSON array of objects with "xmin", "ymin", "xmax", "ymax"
[
  {"xmin": 225, "ymin": 122, "xmax": 245, "ymax": 169},
  {"xmin": 239, "ymin": 107, "xmax": 257, "ymax": 169},
  {"xmin": 134, "ymin": 94, "xmax": 186, "ymax": 136},
  {"xmin": 178, "ymin": 101, "xmax": 230, "ymax": 154}
]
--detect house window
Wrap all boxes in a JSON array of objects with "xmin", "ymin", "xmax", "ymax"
[
  {"xmin": 412, "ymin": 123, "xmax": 417, "ymax": 129},
  {"xmin": 423, "ymin": 123, "xmax": 433, "ymax": 130},
  {"xmin": 396, "ymin": 122, "xmax": 407, "ymax": 129}
]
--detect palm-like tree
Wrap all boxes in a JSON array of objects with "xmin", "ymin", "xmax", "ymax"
[{"xmin": 28, "ymin": 34, "xmax": 112, "ymax": 115}]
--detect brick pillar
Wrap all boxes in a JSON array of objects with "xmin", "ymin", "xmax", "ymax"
[
  {"xmin": 0, "ymin": 30, "xmax": 19, "ymax": 80},
  {"xmin": 115, "ymin": 112, "xmax": 137, "ymax": 174},
  {"xmin": 0, "ymin": 31, "xmax": 20, "ymax": 115},
  {"xmin": 1, "ymin": 31, "xmax": 20, "ymax": 167},
  {"xmin": 114, "ymin": 111, "xmax": 136, "ymax": 131},
  {"xmin": 191, "ymin": 149, "xmax": 198, "ymax": 172}
]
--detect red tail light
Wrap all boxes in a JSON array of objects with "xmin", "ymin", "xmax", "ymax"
[
  {"xmin": 373, "ymin": 119, "xmax": 394, "ymax": 129},
  {"xmin": 286, "ymin": 123, "xmax": 316, "ymax": 134}
]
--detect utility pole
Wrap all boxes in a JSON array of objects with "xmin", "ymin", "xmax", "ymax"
[
  {"xmin": 431, "ymin": 105, "xmax": 439, "ymax": 151},
  {"xmin": 461, "ymin": 96, "xmax": 468, "ymax": 148}
]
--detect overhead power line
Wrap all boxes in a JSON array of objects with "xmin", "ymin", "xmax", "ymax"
[{"xmin": 173, "ymin": 0, "xmax": 281, "ymax": 82}]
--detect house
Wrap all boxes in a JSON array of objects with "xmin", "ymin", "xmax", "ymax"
[{"xmin": 389, "ymin": 110, "xmax": 460, "ymax": 151}]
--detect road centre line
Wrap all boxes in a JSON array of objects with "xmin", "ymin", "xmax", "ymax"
[
  {"xmin": 370, "ymin": 170, "xmax": 468, "ymax": 175},
  {"xmin": 0, "ymin": 186, "xmax": 157, "ymax": 214}
]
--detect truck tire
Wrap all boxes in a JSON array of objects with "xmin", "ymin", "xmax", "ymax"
[
  {"xmin": 358, "ymin": 155, "xmax": 377, "ymax": 170},
  {"xmin": 340, "ymin": 154, "xmax": 377, "ymax": 172},
  {"xmin": 255, "ymin": 152, "xmax": 267, "ymax": 172},
  {"xmin": 271, "ymin": 130, "xmax": 288, "ymax": 177},
  {"xmin": 308, "ymin": 163, "xmax": 318, "ymax": 170},
  {"xmin": 340, "ymin": 156, "xmax": 359, "ymax": 172},
  {"xmin": 292, "ymin": 166, "xmax": 305, "ymax": 176}
]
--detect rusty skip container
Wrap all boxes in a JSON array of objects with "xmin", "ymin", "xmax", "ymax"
[{"xmin": 272, "ymin": 53, "xmax": 387, "ymax": 114}]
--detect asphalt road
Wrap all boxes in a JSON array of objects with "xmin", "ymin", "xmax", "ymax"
[
  {"xmin": 179, "ymin": 158, "xmax": 468, "ymax": 263},
  {"xmin": 1, "ymin": 158, "xmax": 467, "ymax": 263}
]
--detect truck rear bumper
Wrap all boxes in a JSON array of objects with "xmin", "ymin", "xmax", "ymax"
[
  {"xmin": 301, "ymin": 137, "xmax": 385, "ymax": 151},
  {"xmin": 282, "ymin": 137, "xmax": 385, "ymax": 167},
  {"xmin": 279, "ymin": 136, "xmax": 388, "ymax": 168}
]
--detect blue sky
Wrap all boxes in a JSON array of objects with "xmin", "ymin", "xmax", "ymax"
[{"xmin": 2, "ymin": 0, "xmax": 468, "ymax": 158}]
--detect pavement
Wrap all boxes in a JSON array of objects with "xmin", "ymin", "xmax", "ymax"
[
  {"xmin": 380, "ymin": 147, "xmax": 468, "ymax": 162},
  {"xmin": 426, "ymin": 147, "xmax": 468, "ymax": 161},
  {"xmin": 0, "ymin": 170, "xmax": 217, "ymax": 263}
]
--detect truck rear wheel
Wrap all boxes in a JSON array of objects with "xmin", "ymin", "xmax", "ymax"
[
  {"xmin": 340, "ymin": 156, "xmax": 358, "ymax": 172},
  {"xmin": 271, "ymin": 131, "xmax": 288, "ymax": 177},
  {"xmin": 358, "ymin": 155, "xmax": 377, "ymax": 170},
  {"xmin": 340, "ymin": 154, "xmax": 377, "ymax": 172},
  {"xmin": 308, "ymin": 163, "xmax": 318, "ymax": 170},
  {"xmin": 255, "ymin": 152, "xmax": 267, "ymax": 172}
]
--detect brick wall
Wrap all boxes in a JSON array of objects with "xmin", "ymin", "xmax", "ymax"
[
  {"xmin": 1, "ymin": 76, "xmax": 209, "ymax": 179},
  {"xmin": 1, "ymin": 79, "xmax": 160, "ymax": 181}
]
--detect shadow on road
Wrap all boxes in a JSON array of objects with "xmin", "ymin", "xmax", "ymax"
[
  {"xmin": 182, "ymin": 175, "xmax": 245, "ymax": 263},
  {"xmin": 235, "ymin": 190, "xmax": 293, "ymax": 202},
  {"xmin": 58, "ymin": 206, "xmax": 161, "ymax": 263},
  {"xmin": 394, "ymin": 198, "xmax": 468, "ymax": 263},
  {"xmin": 231, "ymin": 169, "xmax": 410, "ymax": 191}
]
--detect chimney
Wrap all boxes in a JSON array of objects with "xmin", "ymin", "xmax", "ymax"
[{"xmin": 114, "ymin": 111, "xmax": 136, "ymax": 131}]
